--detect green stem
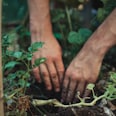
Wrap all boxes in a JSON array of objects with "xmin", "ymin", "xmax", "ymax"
[
  {"xmin": 92, "ymin": 89, "xmax": 97, "ymax": 99},
  {"xmin": 57, "ymin": 22, "xmax": 67, "ymax": 49},
  {"xmin": 33, "ymin": 94, "xmax": 106, "ymax": 108},
  {"xmin": 55, "ymin": 94, "xmax": 106, "ymax": 108},
  {"xmin": 65, "ymin": 5, "xmax": 73, "ymax": 31}
]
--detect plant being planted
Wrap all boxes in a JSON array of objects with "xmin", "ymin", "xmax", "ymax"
[{"xmin": 32, "ymin": 72, "xmax": 116, "ymax": 108}]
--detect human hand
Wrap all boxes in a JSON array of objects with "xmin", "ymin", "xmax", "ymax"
[
  {"xmin": 32, "ymin": 35, "xmax": 64, "ymax": 92},
  {"xmin": 61, "ymin": 8, "xmax": 116, "ymax": 103},
  {"xmin": 61, "ymin": 17, "xmax": 116, "ymax": 102},
  {"xmin": 61, "ymin": 51, "xmax": 101, "ymax": 103}
]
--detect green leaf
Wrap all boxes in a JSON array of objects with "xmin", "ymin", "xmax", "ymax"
[
  {"xmin": 97, "ymin": 8, "xmax": 106, "ymax": 21},
  {"xmin": 6, "ymin": 51, "xmax": 22, "ymax": 59},
  {"xmin": 68, "ymin": 31, "xmax": 78, "ymax": 44},
  {"xmin": 28, "ymin": 42, "xmax": 44, "ymax": 53},
  {"xmin": 4, "ymin": 61, "xmax": 20, "ymax": 69},
  {"xmin": 52, "ymin": 13, "xmax": 65, "ymax": 22},
  {"xmin": 54, "ymin": 33, "xmax": 62, "ymax": 40},
  {"xmin": 100, "ymin": 0, "xmax": 109, "ymax": 5},
  {"xmin": 33, "ymin": 58, "xmax": 46, "ymax": 67},
  {"xmin": 26, "ymin": 53, "xmax": 33, "ymax": 61},
  {"xmin": 18, "ymin": 79, "xmax": 25, "ymax": 87},
  {"xmin": 6, "ymin": 50, "xmax": 14, "ymax": 56},
  {"xmin": 18, "ymin": 79, "xmax": 30, "ymax": 87},
  {"xmin": 7, "ymin": 73, "xmax": 17, "ymax": 80},
  {"xmin": 110, "ymin": 72, "xmax": 116, "ymax": 79},
  {"xmin": 78, "ymin": 0, "xmax": 85, "ymax": 3},
  {"xmin": 12, "ymin": 51, "xmax": 23, "ymax": 58},
  {"xmin": 68, "ymin": 28, "xmax": 92, "ymax": 45},
  {"xmin": 16, "ymin": 70, "xmax": 26, "ymax": 78},
  {"xmin": 86, "ymin": 83, "xmax": 95, "ymax": 90}
]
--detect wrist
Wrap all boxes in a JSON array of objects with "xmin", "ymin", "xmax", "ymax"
[
  {"xmin": 109, "ymin": 8, "xmax": 116, "ymax": 36},
  {"xmin": 80, "ymin": 24, "xmax": 116, "ymax": 61},
  {"xmin": 29, "ymin": 18, "xmax": 53, "ymax": 42}
]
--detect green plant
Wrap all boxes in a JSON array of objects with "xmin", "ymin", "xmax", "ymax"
[
  {"xmin": 2, "ymin": 0, "xmax": 116, "ymax": 115},
  {"xmin": 2, "ymin": 28, "xmax": 46, "ymax": 115}
]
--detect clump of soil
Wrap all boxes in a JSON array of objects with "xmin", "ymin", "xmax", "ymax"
[{"xmin": 26, "ymin": 79, "xmax": 116, "ymax": 116}]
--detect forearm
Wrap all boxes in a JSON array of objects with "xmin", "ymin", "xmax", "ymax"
[
  {"xmin": 83, "ymin": 8, "xmax": 116, "ymax": 57},
  {"xmin": 28, "ymin": 0, "xmax": 53, "ymax": 41}
]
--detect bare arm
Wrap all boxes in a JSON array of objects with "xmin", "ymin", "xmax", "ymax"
[
  {"xmin": 28, "ymin": 0, "xmax": 52, "ymax": 40},
  {"xmin": 28, "ymin": 0, "xmax": 64, "ymax": 92},
  {"xmin": 85, "ymin": 8, "xmax": 116, "ymax": 56},
  {"xmin": 62, "ymin": 8, "xmax": 116, "ymax": 103}
]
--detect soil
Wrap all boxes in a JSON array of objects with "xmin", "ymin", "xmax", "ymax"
[{"xmin": 26, "ymin": 79, "xmax": 116, "ymax": 116}]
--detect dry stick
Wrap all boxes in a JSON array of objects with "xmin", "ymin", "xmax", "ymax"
[{"xmin": 0, "ymin": 0, "xmax": 4, "ymax": 115}]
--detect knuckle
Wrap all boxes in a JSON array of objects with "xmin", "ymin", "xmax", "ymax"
[
  {"xmin": 50, "ymin": 73, "xmax": 57, "ymax": 78},
  {"xmin": 46, "ymin": 84, "xmax": 52, "ymax": 90},
  {"xmin": 45, "ymin": 57, "xmax": 52, "ymax": 63},
  {"xmin": 58, "ymin": 69, "xmax": 64, "ymax": 74},
  {"xmin": 53, "ymin": 54, "xmax": 61, "ymax": 60},
  {"xmin": 33, "ymin": 69, "xmax": 39, "ymax": 75},
  {"xmin": 86, "ymin": 76, "xmax": 95, "ymax": 83},
  {"xmin": 33, "ymin": 68, "xmax": 38, "ymax": 73},
  {"xmin": 65, "ymin": 69, "xmax": 72, "ymax": 76},
  {"xmin": 71, "ymin": 76, "xmax": 78, "ymax": 81},
  {"xmin": 44, "ymin": 78, "xmax": 52, "ymax": 90},
  {"xmin": 55, "ymin": 83, "xmax": 60, "ymax": 88},
  {"xmin": 41, "ymin": 72, "xmax": 49, "ymax": 77}
]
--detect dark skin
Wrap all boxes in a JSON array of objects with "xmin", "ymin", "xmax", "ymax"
[{"xmin": 28, "ymin": 0, "xmax": 116, "ymax": 103}]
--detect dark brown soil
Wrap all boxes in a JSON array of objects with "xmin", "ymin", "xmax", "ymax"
[{"xmin": 26, "ymin": 80, "xmax": 116, "ymax": 116}]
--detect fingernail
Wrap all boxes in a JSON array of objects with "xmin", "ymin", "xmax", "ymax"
[
  {"xmin": 38, "ymin": 80, "xmax": 42, "ymax": 83},
  {"xmin": 47, "ymin": 86, "xmax": 52, "ymax": 91},
  {"xmin": 55, "ymin": 88, "xmax": 60, "ymax": 92}
]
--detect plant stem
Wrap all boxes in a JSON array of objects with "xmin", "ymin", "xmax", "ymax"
[
  {"xmin": 65, "ymin": 5, "xmax": 73, "ymax": 31},
  {"xmin": 0, "ymin": 0, "xmax": 4, "ymax": 115},
  {"xmin": 33, "ymin": 94, "xmax": 106, "ymax": 108},
  {"xmin": 57, "ymin": 22, "xmax": 67, "ymax": 49},
  {"xmin": 54, "ymin": 94, "xmax": 106, "ymax": 108}
]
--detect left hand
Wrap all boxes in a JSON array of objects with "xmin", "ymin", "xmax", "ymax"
[{"xmin": 61, "ymin": 40, "xmax": 104, "ymax": 103}]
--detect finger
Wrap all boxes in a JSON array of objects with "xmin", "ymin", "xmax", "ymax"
[
  {"xmin": 54, "ymin": 58, "xmax": 65, "ymax": 83},
  {"xmin": 39, "ymin": 64, "xmax": 52, "ymax": 91},
  {"xmin": 61, "ymin": 77, "xmax": 70, "ymax": 103},
  {"xmin": 33, "ymin": 67, "xmax": 41, "ymax": 83},
  {"xmin": 83, "ymin": 84, "xmax": 91, "ymax": 98},
  {"xmin": 74, "ymin": 81, "xmax": 86, "ymax": 102},
  {"xmin": 47, "ymin": 62, "xmax": 60, "ymax": 92},
  {"xmin": 66, "ymin": 80, "xmax": 77, "ymax": 103}
]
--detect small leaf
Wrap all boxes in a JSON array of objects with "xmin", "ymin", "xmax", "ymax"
[
  {"xmin": 68, "ymin": 28, "xmax": 92, "ymax": 45},
  {"xmin": 19, "ymin": 79, "xmax": 25, "ymax": 87},
  {"xmin": 4, "ymin": 61, "xmax": 20, "ymax": 69},
  {"xmin": 28, "ymin": 42, "xmax": 44, "ymax": 53},
  {"xmin": 68, "ymin": 31, "xmax": 78, "ymax": 44},
  {"xmin": 7, "ymin": 73, "xmax": 17, "ymax": 79},
  {"xmin": 52, "ymin": 13, "xmax": 65, "ymax": 22},
  {"xmin": 97, "ymin": 8, "xmax": 106, "ymax": 21},
  {"xmin": 86, "ymin": 83, "xmax": 95, "ymax": 90},
  {"xmin": 34, "ymin": 58, "xmax": 46, "ymax": 67},
  {"xmin": 78, "ymin": 0, "xmax": 85, "ymax": 3},
  {"xmin": 26, "ymin": 53, "xmax": 33, "ymax": 61},
  {"xmin": 54, "ymin": 33, "xmax": 62, "ymax": 40},
  {"xmin": 12, "ymin": 51, "xmax": 23, "ymax": 58}
]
